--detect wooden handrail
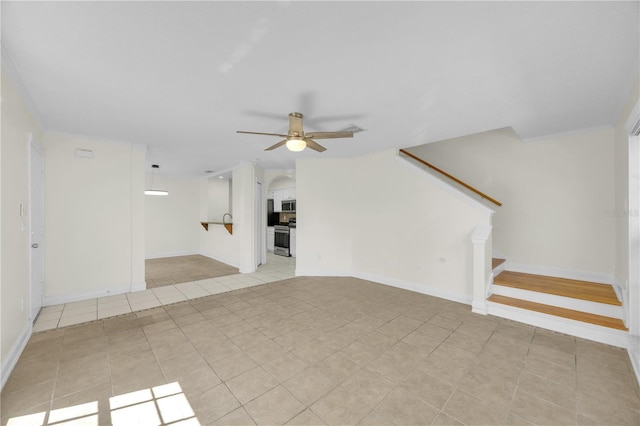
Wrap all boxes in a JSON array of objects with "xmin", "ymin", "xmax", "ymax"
[{"xmin": 399, "ymin": 149, "xmax": 502, "ymax": 207}]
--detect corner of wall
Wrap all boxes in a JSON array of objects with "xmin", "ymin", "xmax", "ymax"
[{"xmin": 1, "ymin": 322, "xmax": 31, "ymax": 391}]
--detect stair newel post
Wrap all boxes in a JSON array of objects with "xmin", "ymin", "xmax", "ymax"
[{"xmin": 471, "ymin": 224, "xmax": 493, "ymax": 315}]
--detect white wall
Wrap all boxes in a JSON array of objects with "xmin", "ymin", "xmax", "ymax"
[
  {"xmin": 296, "ymin": 158, "xmax": 354, "ymax": 276},
  {"xmin": 264, "ymin": 169, "xmax": 295, "ymax": 190},
  {"xmin": 199, "ymin": 162, "xmax": 256, "ymax": 273},
  {"xmin": 407, "ymin": 127, "xmax": 616, "ymax": 280},
  {"xmin": 207, "ymin": 177, "xmax": 231, "ymax": 222},
  {"xmin": 269, "ymin": 177, "xmax": 295, "ymax": 191},
  {"xmin": 351, "ymin": 150, "xmax": 491, "ymax": 302},
  {"xmin": 296, "ymin": 150, "xmax": 492, "ymax": 302},
  {"xmin": 199, "ymin": 175, "xmax": 237, "ymax": 268},
  {"xmin": 615, "ymin": 75, "xmax": 640, "ymax": 298},
  {"xmin": 1, "ymin": 68, "xmax": 44, "ymax": 388},
  {"xmin": 232, "ymin": 162, "xmax": 257, "ymax": 273},
  {"xmin": 145, "ymin": 175, "xmax": 201, "ymax": 259},
  {"xmin": 44, "ymin": 132, "xmax": 146, "ymax": 304}
]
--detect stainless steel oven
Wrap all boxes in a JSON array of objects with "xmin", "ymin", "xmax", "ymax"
[{"xmin": 274, "ymin": 225, "xmax": 290, "ymax": 257}]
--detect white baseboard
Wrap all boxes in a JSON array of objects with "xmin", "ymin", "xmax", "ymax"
[
  {"xmin": 506, "ymin": 261, "xmax": 614, "ymax": 285},
  {"xmin": 44, "ymin": 284, "xmax": 139, "ymax": 306},
  {"xmin": 492, "ymin": 262, "xmax": 507, "ymax": 276},
  {"xmin": 1, "ymin": 321, "xmax": 32, "ymax": 391},
  {"xmin": 131, "ymin": 280, "xmax": 147, "ymax": 293},
  {"xmin": 492, "ymin": 248, "xmax": 508, "ymax": 261},
  {"xmin": 294, "ymin": 268, "xmax": 351, "ymax": 277},
  {"xmin": 487, "ymin": 301, "xmax": 629, "ymax": 348},
  {"xmin": 491, "ymin": 284, "xmax": 623, "ymax": 319},
  {"xmin": 145, "ymin": 250, "xmax": 200, "ymax": 260},
  {"xmin": 294, "ymin": 268, "xmax": 472, "ymax": 309},
  {"xmin": 352, "ymin": 271, "xmax": 472, "ymax": 306},
  {"xmin": 628, "ymin": 336, "xmax": 640, "ymax": 387},
  {"xmin": 472, "ymin": 300, "xmax": 488, "ymax": 315},
  {"xmin": 199, "ymin": 251, "xmax": 240, "ymax": 270}
]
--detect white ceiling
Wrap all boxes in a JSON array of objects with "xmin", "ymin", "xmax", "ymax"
[{"xmin": 2, "ymin": 1, "xmax": 638, "ymax": 176}]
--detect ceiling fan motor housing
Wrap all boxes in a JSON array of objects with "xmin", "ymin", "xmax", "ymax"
[{"xmin": 237, "ymin": 111, "xmax": 353, "ymax": 152}]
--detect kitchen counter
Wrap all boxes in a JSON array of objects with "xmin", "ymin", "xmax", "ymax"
[{"xmin": 200, "ymin": 221, "xmax": 233, "ymax": 234}]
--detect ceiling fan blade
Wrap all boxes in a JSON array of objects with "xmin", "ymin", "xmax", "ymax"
[
  {"xmin": 289, "ymin": 112, "xmax": 304, "ymax": 136},
  {"xmin": 264, "ymin": 139, "xmax": 287, "ymax": 151},
  {"xmin": 304, "ymin": 138, "xmax": 326, "ymax": 152},
  {"xmin": 304, "ymin": 131, "xmax": 353, "ymax": 139},
  {"xmin": 340, "ymin": 125, "xmax": 365, "ymax": 133},
  {"xmin": 237, "ymin": 131, "xmax": 289, "ymax": 137},
  {"xmin": 306, "ymin": 114, "xmax": 366, "ymax": 125},
  {"xmin": 242, "ymin": 110, "xmax": 286, "ymax": 120}
]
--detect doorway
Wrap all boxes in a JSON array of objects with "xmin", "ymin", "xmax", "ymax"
[
  {"xmin": 29, "ymin": 136, "xmax": 45, "ymax": 322},
  {"xmin": 256, "ymin": 180, "xmax": 264, "ymax": 267},
  {"xmin": 626, "ymin": 98, "xmax": 639, "ymax": 337},
  {"xmin": 629, "ymin": 132, "xmax": 639, "ymax": 336}
]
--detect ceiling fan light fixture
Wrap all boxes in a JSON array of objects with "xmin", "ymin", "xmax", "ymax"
[
  {"xmin": 144, "ymin": 189, "xmax": 169, "ymax": 196},
  {"xmin": 286, "ymin": 137, "xmax": 306, "ymax": 152}
]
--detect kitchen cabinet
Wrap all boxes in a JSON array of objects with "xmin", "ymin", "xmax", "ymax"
[
  {"xmin": 271, "ymin": 187, "xmax": 295, "ymax": 213},
  {"xmin": 273, "ymin": 190, "xmax": 283, "ymax": 213},
  {"xmin": 283, "ymin": 188, "xmax": 296, "ymax": 200},
  {"xmin": 267, "ymin": 227, "xmax": 275, "ymax": 252},
  {"xmin": 268, "ymin": 190, "xmax": 276, "ymax": 199},
  {"xmin": 290, "ymin": 228, "xmax": 296, "ymax": 257}
]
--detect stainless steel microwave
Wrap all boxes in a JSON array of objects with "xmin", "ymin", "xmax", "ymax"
[{"xmin": 282, "ymin": 199, "xmax": 296, "ymax": 212}]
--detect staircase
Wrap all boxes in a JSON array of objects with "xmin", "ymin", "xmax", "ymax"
[{"xmin": 486, "ymin": 259, "xmax": 628, "ymax": 347}]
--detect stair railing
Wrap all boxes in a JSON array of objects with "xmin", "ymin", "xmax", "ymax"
[{"xmin": 399, "ymin": 149, "xmax": 502, "ymax": 207}]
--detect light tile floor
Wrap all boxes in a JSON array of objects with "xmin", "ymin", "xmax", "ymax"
[
  {"xmin": 33, "ymin": 253, "xmax": 295, "ymax": 332},
  {"xmin": 4, "ymin": 257, "xmax": 640, "ymax": 426}
]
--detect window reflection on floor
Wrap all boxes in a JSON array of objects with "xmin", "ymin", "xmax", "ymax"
[{"xmin": 7, "ymin": 382, "xmax": 198, "ymax": 426}]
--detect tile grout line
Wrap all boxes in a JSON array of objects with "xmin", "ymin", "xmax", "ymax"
[{"xmin": 33, "ymin": 257, "xmax": 295, "ymax": 331}]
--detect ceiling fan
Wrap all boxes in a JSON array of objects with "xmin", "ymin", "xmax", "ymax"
[{"xmin": 236, "ymin": 112, "xmax": 354, "ymax": 152}]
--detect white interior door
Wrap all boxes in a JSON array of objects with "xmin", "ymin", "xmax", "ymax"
[{"xmin": 30, "ymin": 141, "xmax": 45, "ymax": 321}]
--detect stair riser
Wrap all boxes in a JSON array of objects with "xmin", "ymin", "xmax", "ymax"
[
  {"xmin": 486, "ymin": 302, "xmax": 629, "ymax": 348},
  {"xmin": 492, "ymin": 262, "xmax": 507, "ymax": 275},
  {"xmin": 491, "ymin": 284, "xmax": 624, "ymax": 319}
]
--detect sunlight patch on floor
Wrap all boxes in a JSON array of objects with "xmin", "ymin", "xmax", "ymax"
[{"xmin": 6, "ymin": 382, "xmax": 199, "ymax": 426}]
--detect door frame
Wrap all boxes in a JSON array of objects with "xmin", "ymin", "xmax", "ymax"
[
  {"xmin": 255, "ymin": 179, "xmax": 264, "ymax": 266},
  {"xmin": 626, "ymin": 100, "xmax": 640, "ymax": 336},
  {"xmin": 29, "ymin": 133, "xmax": 45, "ymax": 322}
]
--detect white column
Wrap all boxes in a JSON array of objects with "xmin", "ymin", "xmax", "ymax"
[
  {"xmin": 471, "ymin": 224, "xmax": 492, "ymax": 315},
  {"xmin": 130, "ymin": 143, "xmax": 147, "ymax": 292}
]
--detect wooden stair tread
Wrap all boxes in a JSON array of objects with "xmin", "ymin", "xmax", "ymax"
[
  {"xmin": 488, "ymin": 295, "xmax": 627, "ymax": 331},
  {"xmin": 492, "ymin": 258, "xmax": 506, "ymax": 270},
  {"xmin": 494, "ymin": 271, "xmax": 621, "ymax": 306}
]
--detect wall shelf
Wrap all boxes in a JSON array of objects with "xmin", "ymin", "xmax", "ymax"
[{"xmin": 200, "ymin": 222, "xmax": 233, "ymax": 235}]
